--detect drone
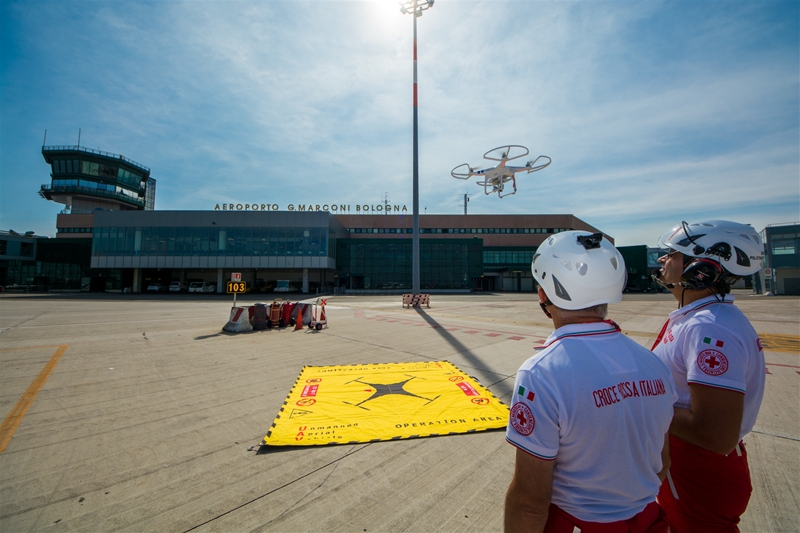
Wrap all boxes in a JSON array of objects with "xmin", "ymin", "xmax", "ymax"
[{"xmin": 451, "ymin": 145, "xmax": 551, "ymax": 198}]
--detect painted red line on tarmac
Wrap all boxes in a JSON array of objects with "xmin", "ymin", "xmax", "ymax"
[
  {"xmin": 371, "ymin": 313, "xmax": 542, "ymax": 339},
  {"xmin": 509, "ymin": 336, "xmax": 524, "ymax": 341},
  {"xmin": 766, "ymin": 362, "xmax": 800, "ymax": 369},
  {"xmin": 464, "ymin": 330, "xmax": 478, "ymax": 334},
  {"xmin": 0, "ymin": 345, "xmax": 69, "ymax": 453}
]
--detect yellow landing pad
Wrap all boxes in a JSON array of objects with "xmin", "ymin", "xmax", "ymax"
[{"xmin": 264, "ymin": 361, "xmax": 510, "ymax": 446}]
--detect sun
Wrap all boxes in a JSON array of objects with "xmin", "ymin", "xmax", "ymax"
[{"xmin": 365, "ymin": 0, "xmax": 410, "ymax": 36}]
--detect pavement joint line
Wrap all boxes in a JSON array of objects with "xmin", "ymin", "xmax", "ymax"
[
  {"xmin": 750, "ymin": 428, "xmax": 800, "ymax": 442},
  {"xmin": 0, "ymin": 344, "xmax": 69, "ymax": 453},
  {"xmin": 0, "ymin": 391, "xmax": 268, "ymax": 455},
  {"xmin": 0, "ymin": 345, "xmax": 67, "ymax": 352},
  {"xmin": 182, "ymin": 443, "xmax": 371, "ymax": 533}
]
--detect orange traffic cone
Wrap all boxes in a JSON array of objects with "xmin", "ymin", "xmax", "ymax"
[
  {"xmin": 319, "ymin": 305, "xmax": 326, "ymax": 324},
  {"xmin": 294, "ymin": 305, "xmax": 305, "ymax": 331}
]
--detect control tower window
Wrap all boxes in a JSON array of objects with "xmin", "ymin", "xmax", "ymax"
[
  {"xmin": 98, "ymin": 164, "xmax": 116, "ymax": 178},
  {"xmin": 82, "ymin": 161, "xmax": 99, "ymax": 176}
]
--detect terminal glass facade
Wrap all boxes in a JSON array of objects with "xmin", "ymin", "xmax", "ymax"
[
  {"xmin": 337, "ymin": 238, "xmax": 483, "ymax": 290},
  {"xmin": 92, "ymin": 226, "xmax": 333, "ymax": 258},
  {"xmin": 1, "ymin": 238, "xmax": 92, "ymax": 290}
]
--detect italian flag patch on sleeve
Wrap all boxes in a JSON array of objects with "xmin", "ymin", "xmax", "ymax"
[
  {"xmin": 517, "ymin": 386, "xmax": 535, "ymax": 401},
  {"xmin": 702, "ymin": 336, "xmax": 725, "ymax": 348}
]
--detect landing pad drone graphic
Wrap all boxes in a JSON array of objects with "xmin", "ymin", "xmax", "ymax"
[{"xmin": 451, "ymin": 145, "xmax": 551, "ymax": 198}]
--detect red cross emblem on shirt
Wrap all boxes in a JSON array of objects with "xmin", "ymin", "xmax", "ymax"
[
  {"xmin": 510, "ymin": 402, "xmax": 534, "ymax": 436},
  {"xmin": 697, "ymin": 349, "xmax": 729, "ymax": 376}
]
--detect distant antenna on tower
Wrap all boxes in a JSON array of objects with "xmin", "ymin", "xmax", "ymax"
[
  {"xmin": 78, "ymin": 128, "xmax": 81, "ymax": 148},
  {"xmin": 461, "ymin": 193, "xmax": 471, "ymax": 215},
  {"xmin": 43, "ymin": 129, "xmax": 47, "ymax": 146}
]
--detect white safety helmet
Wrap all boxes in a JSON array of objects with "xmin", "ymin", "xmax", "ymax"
[
  {"xmin": 657, "ymin": 220, "xmax": 764, "ymax": 278},
  {"xmin": 531, "ymin": 231, "xmax": 626, "ymax": 310}
]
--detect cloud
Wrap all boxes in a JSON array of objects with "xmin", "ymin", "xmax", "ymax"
[{"xmin": 0, "ymin": 0, "xmax": 796, "ymax": 246}]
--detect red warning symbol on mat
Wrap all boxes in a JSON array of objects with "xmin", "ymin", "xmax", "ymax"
[
  {"xmin": 301, "ymin": 385, "xmax": 319, "ymax": 397},
  {"xmin": 456, "ymin": 382, "xmax": 479, "ymax": 396}
]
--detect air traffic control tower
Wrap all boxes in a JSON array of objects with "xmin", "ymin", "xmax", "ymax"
[{"xmin": 40, "ymin": 145, "xmax": 156, "ymax": 215}]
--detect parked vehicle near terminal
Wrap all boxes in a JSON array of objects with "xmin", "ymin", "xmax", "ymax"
[
  {"xmin": 169, "ymin": 281, "xmax": 188, "ymax": 292},
  {"xmin": 147, "ymin": 283, "xmax": 167, "ymax": 292},
  {"xmin": 188, "ymin": 282, "xmax": 216, "ymax": 293},
  {"xmin": 274, "ymin": 280, "xmax": 298, "ymax": 293}
]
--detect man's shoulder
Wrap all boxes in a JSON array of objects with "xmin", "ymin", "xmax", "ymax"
[
  {"xmin": 681, "ymin": 306, "xmax": 755, "ymax": 340},
  {"xmin": 519, "ymin": 343, "xmax": 577, "ymax": 376}
]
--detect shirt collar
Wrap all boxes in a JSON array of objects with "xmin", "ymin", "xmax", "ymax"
[
  {"xmin": 535, "ymin": 320, "xmax": 621, "ymax": 350},
  {"xmin": 669, "ymin": 293, "xmax": 735, "ymax": 320}
]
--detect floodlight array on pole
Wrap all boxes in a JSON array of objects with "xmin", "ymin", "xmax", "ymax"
[{"xmin": 399, "ymin": 0, "xmax": 433, "ymax": 296}]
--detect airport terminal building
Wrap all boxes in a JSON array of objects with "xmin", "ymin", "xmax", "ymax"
[
  {"xmin": 3, "ymin": 145, "xmax": 794, "ymax": 294},
  {"xmin": 0, "ymin": 145, "xmax": 611, "ymax": 293},
  {"xmin": 84, "ymin": 210, "xmax": 599, "ymax": 293}
]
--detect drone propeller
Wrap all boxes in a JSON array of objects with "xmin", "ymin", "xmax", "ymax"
[
  {"xmin": 484, "ymin": 145, "xmax": 529, "ymax": 162},
  {"xmin": 525, "ymin": 155, "xmax": 552, "ymax": 173},
  {"xmin": 451, "ymin": 163, "xmax": 474, "ymax": 180}
]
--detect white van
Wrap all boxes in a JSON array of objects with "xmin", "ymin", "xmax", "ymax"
[
  {"xmin": 169, "ymin": 281, "xmax": 188, "ymax": 292},
  {"xmin": 189, "ymin": 282, "xmax": 216, "ymax": 293}
]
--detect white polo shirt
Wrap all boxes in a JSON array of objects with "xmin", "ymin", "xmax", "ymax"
[
  {"xmin": 506, "ymin": 321, "xmax": 676, "ymax": 523},
  {"xmin": 651, "ymin": 294, "xmax": 765, "ymax": 441}
]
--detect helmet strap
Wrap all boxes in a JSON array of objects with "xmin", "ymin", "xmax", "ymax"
[{"xmin": 539, "ymin": 300, "xmax": 553, "ymax": 319}]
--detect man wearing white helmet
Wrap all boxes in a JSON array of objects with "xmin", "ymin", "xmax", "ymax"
[
  {"xmin": 651, "ymin": 220, "xmax": 766, "ymax": 532},
  {"xmin": 505, "ymin": 231, "xmax": 676, "ymax": 533}
]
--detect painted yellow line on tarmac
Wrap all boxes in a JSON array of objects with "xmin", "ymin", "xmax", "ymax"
[
  {"xmin": 0, "ymin": 345, "xmax": 67, "ymax": 352},
  {"xmin": 0, "ymin": 344, "xmax": 69, "ymax": 453},
  {"xmin": 759, "ymin": 333, "xmax": 800, "ymax": 354}
]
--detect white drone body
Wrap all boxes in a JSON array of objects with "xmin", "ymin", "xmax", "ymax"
[{"xmin": 451, "ymin": 145, "xmax": 551, "ymax": 198}]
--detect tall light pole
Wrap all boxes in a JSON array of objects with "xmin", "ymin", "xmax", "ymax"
[{"xmin": 400, "ymin": 0, "xmax": 433, "ymax": 296}]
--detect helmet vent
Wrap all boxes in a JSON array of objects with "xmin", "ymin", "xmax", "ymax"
[
  {"xmin": 561, "ymin": 260, "xmax": 572, "ymax": 270},
  {"xmin": 610, "ymin": 256, "xmax": 618, "ymax": 270},
  {"xmin": 552, "ymin": 275, "xmax": 572, "ymax": 301},
  {"xmin": 735, "ymin": 247, "xmax": 750, "ymax": 267},
  {"xmin": 576, "ymin": 262, "xmax": 588, "ymax": 276}
]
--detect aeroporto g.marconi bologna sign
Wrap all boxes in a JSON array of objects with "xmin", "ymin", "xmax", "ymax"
[{"xmin": 213, "ymin": 203, "xmax": 408, "ymax": 213}]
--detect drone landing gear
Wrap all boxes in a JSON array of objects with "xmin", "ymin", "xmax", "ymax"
[{"xmin": 477, "ymin": 176, "xmax": 516, "ymax": 198}]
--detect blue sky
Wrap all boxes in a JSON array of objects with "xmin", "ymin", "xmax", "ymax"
[{"xmin": 1, "ymin": 0, "xmax": 797, "ymax": 246}]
